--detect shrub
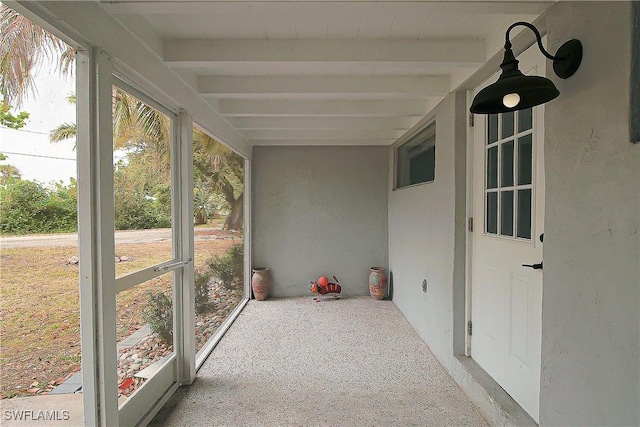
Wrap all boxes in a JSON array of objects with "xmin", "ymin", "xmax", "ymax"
[
  {"xmin": 0, "ymin": 178, "xmax": 77, "ymax": 235},
  {"xmin": 141, "ymin": 291, "xmax": 173, "ymax": 344},
  {"xmin": 194, "ymin": 270, "xmax": 213, "ymax": 314},
  {"xmin": 207, "ymin": 244, "xmax": 243, "ymax": 290},
  {"xmin": 113, "ymin": 160, "xmax": 171, "ymax": 230},
  {"xmin": 113, "ymin": 190, "xmax": 170, "ymax": 230}
]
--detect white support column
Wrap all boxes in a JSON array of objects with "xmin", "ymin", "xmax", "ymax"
[
  {"xmin": 177, "ymin": 111, "xmax": 196, "ymax": 385},
  {"xmin": 77, "ymin": 48, "xmax": 118, "ymax": 426},
  {"xmin": 243, "ymin": 155, "xmax": 252, "ymax": 299}
]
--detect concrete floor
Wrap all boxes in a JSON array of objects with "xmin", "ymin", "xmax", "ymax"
[
  {"xmin": 152, "ymin": 297, "xmax": 487, "ymax": 426},
  {"xmin": 0, "ymin": 394, "xmax": 83, "ymax": 426}
]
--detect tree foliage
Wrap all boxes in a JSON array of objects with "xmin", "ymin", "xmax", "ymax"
[
  {"xmin": 0, "ymin": 178, "xmax": 77, "ymax": 234},
  {"xmin": 49, "ymin": 122, "xmax": 77, "ymax": 143},
  {"xmin": 49, "ymin": 93, "xmax": 76, "ymax": 145},
  {"xmin": 193, "ymin": 129, "xmax": 244, "ymax": 230},
  {"xmin": 0, "ymin": 162, "xmax": 21, "ymax": 186},
  {"xmin": 113, "ymin": 148, "xmax": 171, "ymax": 230},
  {"xmin": 1, "ymin": 5, "xmax": 246, "ymax": 233},
  {"xmin": 0, "ymin": 101, "xmax": 29, "ymax": 129},
  {"xmin": 0, "ymin": 5, "xmax": 74, "ymax": 108}
]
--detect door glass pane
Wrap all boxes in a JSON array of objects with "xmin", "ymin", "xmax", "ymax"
[
  {"xmin": 517, "ymin": 135, "xmax": 533, "ymax": 185},
  {"xmin": 488, "ymin": 114, "xmax": 498, "ymax": 144},
  {"xmin": 487, "ymin": 146, "xmax": 498, "ymax": 189},
  {"xmin": 484, "ymin": 109, "xmax": 535, "ymax": 242},
  {"xmin": 113, "ymin": 87, "xmax": 173, "ymax": 277},
  {"xmin": 486, "ymin": 192, "xmax": 498, "ymax": 234},
  {"xmin": 501, "ymin": 140, "xmax": 514, "ymax": 187},
  {"xmin": 500, "ymin": 191, "xmax": 514, "ymax": 236},
  {"xmin": 193, "ymin": 127, "xmax": 245, "ymax": 356},
  {"xmin": 517, "ymin": 189, "xmax": 532, "ymax": 239},
  {"xmin": 502, "ymin": 111, "xmax": 515, "ymax": 138},
  {"xmin": 115, "ymin": 273, "xmax": 174, "ymax": 405},
  {"xmin": 518, "ymin": 108, "xmax": 533, "ymax": 132}
]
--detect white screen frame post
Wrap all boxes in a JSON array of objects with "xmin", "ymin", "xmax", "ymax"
[
  {"xmin": 177, "ymin": 110, "xmax": 196, "ymax": 386},
  {"xmin": 77, "ymin": 48, "xmax": 119, "ymax": 426}
]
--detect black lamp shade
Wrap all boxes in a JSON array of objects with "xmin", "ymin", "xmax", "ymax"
[
  {"xmin": 470, "ymin": 43, "xmax": 560, "ymax": 114},
  {"xmin": 470, "ymin": 21, "xmax": 582, "ymax": 115},
  {"xmin": 470, "ymin": 74, "xmax": 559, "ymax": 114}
]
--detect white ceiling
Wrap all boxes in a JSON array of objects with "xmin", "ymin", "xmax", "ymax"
[{"xmin": 99, "ymin": 0, "xmax": 552, "ymax": 147}]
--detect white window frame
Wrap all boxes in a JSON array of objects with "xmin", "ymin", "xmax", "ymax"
[{"xmin": 394, "ymin": 120, "xmax": 437, "ymax": 190}]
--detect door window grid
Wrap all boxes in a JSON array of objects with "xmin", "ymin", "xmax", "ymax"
[{"xmin": 484, "ymin": 109, "xmax": 534, "ymax": 240}]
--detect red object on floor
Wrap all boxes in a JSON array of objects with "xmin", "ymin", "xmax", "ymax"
[
  {"xmin": 309, "ymin": 275, "xmax": 342, "ymax": 300},
  {"xmin": 119, "ymin": 377, "xmax": 134, "ymax": 390}
]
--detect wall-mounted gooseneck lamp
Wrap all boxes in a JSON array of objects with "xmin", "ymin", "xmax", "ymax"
[{"xmin": 470, "ymin": 22, "xmax": 583, "ymax": 114}]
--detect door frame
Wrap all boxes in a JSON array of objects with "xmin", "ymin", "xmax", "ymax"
[
  {"xmin": 464, "ymin": 43, "xmax": 546, "ymax": 420},
  {"xmin": 77, "ymin": 49, "xmax": 198, "ymax": 426}
]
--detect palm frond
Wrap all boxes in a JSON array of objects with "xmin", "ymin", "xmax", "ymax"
[
  {"xmin": 49, "ymin": 122, "xmax": 77, "ymax": 143},
  {"xmin": 113, "ymin": 88, "xmax": 136, "ymax": 149},
  {"xmin": 0, "ymin": 5, "xmax": 71, "ymax": 107},
  {"xmin": 193, "ymin": 128, "xmax": 239, "ymax": 172},
  {"xmin": 57, "ymin": 46, "xmax": 76, "ymax": 76},
  {"xmin": 111, "ymin": 88, "xmax": 172, "ymax": 178}
]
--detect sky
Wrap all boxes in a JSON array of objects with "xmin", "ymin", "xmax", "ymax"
[{"xmin": 0, "ymin": 64, "xmax": 77, "ymax": 185}]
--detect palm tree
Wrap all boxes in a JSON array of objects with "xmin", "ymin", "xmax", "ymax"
[
  {"xmin": 0, "ymin": 4, "xmax": 74, "ymax": 108},
  {"xmin": 47, "ymin": 91, "xmax": 245, "ymax": 230},
  {"xmin": 49, "ymin": 93, "xmax": 77, "ymax": 145},
  {"xmin": 49, "ymin": 122, "xmax": 77, "ymax": 143},
  {"xmin": 194, "ymin": 129, "xmax": 244, "ymax": 230},
  {"xmin": 1, "ymin": 4, "xmax": 245, "ymax": 230}
]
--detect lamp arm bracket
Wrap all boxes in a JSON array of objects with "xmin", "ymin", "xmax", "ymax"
[{"xmin": 505, "ymin": 21, "xmax": 558, "ymax": 61}]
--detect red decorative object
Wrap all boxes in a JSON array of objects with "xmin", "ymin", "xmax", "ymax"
[
  {"xmin": 309, "ymin": 275, "xmax": 342, "ymax": 301},
  {"xmin": 318, "ymin": 276, "xmax": 329, "ymax": 287}
]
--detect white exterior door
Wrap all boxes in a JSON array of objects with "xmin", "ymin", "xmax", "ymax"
[{"xmin": 470, "ymin": 46, "xmax": 545, "ymax": 422}]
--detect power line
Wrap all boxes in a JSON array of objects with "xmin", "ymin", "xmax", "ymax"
[
  {"xmin": 0, "ymin": 127, "xmax": 51, "ymax": 136},
  {"xmin": 0, "ymin": 151, "xmax": 76, "ymax": 161}
]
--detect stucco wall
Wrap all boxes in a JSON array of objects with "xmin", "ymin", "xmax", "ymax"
[
  {"xmin": 388, "ymin": 3, "xmax": 639, "ymax": 425},
  {"xmin": 388, "ymin": 92, "xmax": 466, "ymax": 364},
  {"xmin": 540, "ymin": 2, "xmax": 640, "ymax": 425},
  {"xmin": 252, "ymin": 146, "xmax": 388, "ymax": 297}
]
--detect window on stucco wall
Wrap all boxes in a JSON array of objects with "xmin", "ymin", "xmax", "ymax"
[{"xmin": 395, "ymin": 120, "xmax": 436, "ymax": 188}]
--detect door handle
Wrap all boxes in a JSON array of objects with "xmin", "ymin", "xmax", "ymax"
[{"xmin": 522, "ymin": 262, "xmax": 543, "ymax": 270}]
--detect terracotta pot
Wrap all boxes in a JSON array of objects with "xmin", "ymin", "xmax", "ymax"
[
  {"xmin": 369, "ymin": 267, "xmax": 387, "ymax": 300},
  {"xmin": 251, "ymin": 268, "xmax": 270, "ymax": 301}
]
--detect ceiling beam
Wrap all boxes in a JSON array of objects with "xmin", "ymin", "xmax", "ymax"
[
  {"xmin": 102, "ymin": 1, "xmax": 553, "ymax": 16},
  {"xmin": 243, "ymin": 129, "xmax": 405, "ymax": 140},
  {"xmin": 198, "ymin": 75, "xmax": 449, "ymax": 98},
  {"xmin": 228, "ymin": 116, "xmax": 420, "ymax": 130},
  {"xmin": 250, "ymin": 138, "xmax": 395, "ymax": 146},
  {"xmin": 164, "ymin": 39, "xmax": 485, "ymax": 66},
  {"xmin": 217, "ymin": 99, "xmax": 439, "ymax": 117}
]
